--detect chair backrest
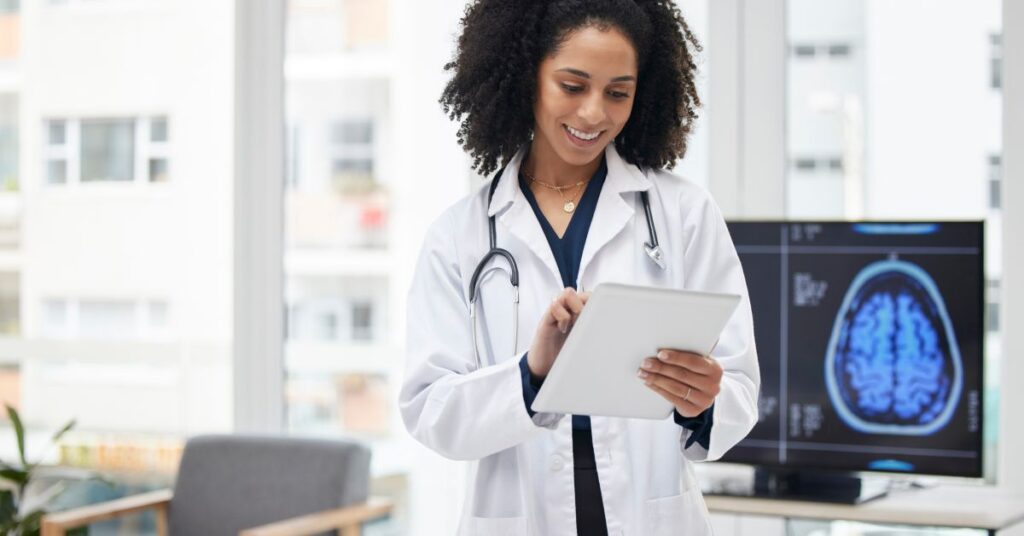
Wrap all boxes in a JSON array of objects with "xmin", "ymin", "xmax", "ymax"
[{"xmin": 168, "ymin": 434, "xmax": 371, "ymax": 536}]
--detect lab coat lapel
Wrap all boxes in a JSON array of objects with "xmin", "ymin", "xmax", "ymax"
[
  {"xmin": 488, "ymin": 148, "xmax": 564, "ymax": 288},
  {"xmin": 577, "ymin": 145, "xmax": 652, "ymax": 286}
]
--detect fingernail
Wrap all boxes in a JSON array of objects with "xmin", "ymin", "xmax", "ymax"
[
  {"xmin": 641, "ymin": 359, "xmax": 655, "ymax": 370},
  {"xmin": 657, "ymin": 351, "xmax": 668, "ymax": 361},
  {"xmin": 637, "ymin": 369, "xmax": 648, "ymax": 379}
]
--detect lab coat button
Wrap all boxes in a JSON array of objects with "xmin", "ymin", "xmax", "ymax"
[{"xmin": 550, "ymin": 455, "xmax": 564, "ymax": 472}]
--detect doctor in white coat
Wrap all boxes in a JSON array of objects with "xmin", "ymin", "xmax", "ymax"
[{"xmin": 401, "ymin": 1, "xmax": 759, "ymax": 534}]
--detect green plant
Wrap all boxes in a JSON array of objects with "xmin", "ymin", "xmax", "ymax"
[{"xmin": 0, "ymin": 405, "xmax": 75, "ymax": 536}]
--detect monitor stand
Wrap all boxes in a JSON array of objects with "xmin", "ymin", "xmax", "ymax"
[{"xmin": 748, "ymin": 468, "xmax": 889, "ymax": 505}]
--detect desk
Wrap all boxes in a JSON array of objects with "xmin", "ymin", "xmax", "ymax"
[{"xmin": 703, "ymin": 485, "xmax": 1024, "ymax": 535}]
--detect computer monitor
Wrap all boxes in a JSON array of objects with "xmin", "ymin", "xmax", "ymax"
[{"xmin": 721, "ymin": 222, "xmax": 984, "ymax": 500}]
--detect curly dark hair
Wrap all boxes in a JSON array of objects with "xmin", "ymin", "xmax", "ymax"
[{"xmin": 440, "ymin": 0, "xmax": 703, "ymax": 176}]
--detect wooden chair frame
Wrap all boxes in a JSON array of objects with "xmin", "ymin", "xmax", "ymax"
[{"xmin": 40, "ymin": 489, "xmax": 393, "ymax": 536}]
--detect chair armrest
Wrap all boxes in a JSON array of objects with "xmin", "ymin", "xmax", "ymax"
[
  {"xmin": 239, "ymin": 497, "xmax": 394, "ymax": 536},
  {"xmin": 41, "ymin": 489, "xmax": 173, "ymax": 536}
]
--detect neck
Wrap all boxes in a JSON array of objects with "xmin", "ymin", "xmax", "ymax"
[{"xmin": 522, "ymin": 140, "xmax": 603, "ymax": 188}]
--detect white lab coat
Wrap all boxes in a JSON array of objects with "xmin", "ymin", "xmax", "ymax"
[{"xmin": 400, "ymin": 144, "xmax": 759, "ymax": 536}]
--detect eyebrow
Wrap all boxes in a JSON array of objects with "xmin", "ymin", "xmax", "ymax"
[{"xmin": 556, "ymin": 67, "xmax": 636, "ymax": 83}]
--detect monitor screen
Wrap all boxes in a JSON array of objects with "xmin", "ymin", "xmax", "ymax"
[{"xmin": 723, "ymin": 222, "xmax": 984, "ymax": 478}]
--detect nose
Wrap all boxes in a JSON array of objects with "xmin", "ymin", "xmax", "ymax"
[{"xmin": 577, "ymin": 93, "xmax": 607, "ymax": 128}]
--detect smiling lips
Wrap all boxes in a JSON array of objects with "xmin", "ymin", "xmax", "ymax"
[{"xmin": 564, "ymin": 124, "xmax": 604, "ymax": 146}]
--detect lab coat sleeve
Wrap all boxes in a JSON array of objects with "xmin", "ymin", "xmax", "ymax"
[
  {"xmin": 399, "ymin": 211, "xmax": 563, "ymax": 461},
  {"xmin": 678, "ymin": 195, "xmax": 760, "ymax": 461}
]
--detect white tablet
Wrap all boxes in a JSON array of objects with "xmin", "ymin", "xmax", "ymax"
[{"xmin": 531, "ymin": 283, "xmax": 741, "ymax": 420}]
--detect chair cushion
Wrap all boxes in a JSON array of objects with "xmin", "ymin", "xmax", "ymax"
[{"xmin": 168, "ymin": 435, "xmax": 370, "ymax": 536}]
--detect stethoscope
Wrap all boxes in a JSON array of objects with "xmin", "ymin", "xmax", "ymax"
[{"xmin": 467, "ymin": 167, "xmax": 666, "ymax": 368}]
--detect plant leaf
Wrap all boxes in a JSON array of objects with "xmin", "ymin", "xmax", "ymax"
[
  {"xmin": 20, "ymin": 509, "xmax": 45, "ymax": 535},
  {"xmin": 51, "ymin": 419, "xmax": 76, "ymax": 444},
  {"xmin": 0, "ymin": 489, "xmax": 15, "ymax": 524},
  {"xmin": 0, "ymin": 467, "xmax": 28, "ymax": 487},
  {"xmin": 4, "ymin": 405, "xmax": 27, "ymax": 467}
]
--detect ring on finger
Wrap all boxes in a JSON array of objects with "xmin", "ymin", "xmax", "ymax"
[{"xmin": 683, "ymin": 387, "xmax": 692, "ymax": 402}]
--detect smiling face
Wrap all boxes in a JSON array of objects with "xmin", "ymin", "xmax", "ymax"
[{"xmin": 532, "ymin": 25, "xmax": 639, "ymax": 172}]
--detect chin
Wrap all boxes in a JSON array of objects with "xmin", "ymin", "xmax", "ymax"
[{"xmin": 555, "ymin": 144, "xmax": 606, "ymax": 167}]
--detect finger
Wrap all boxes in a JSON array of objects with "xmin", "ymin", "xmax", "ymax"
[
  {"xmin": 640, "ymin": 358, "xmax": 719, "ymax": 396},
  {"xmin": 656, "ymin": 349, "xmax": 721, "ymax": 378},
  {"xmin": 645, "ymin": 380, "xmax": 705, "ymax": 417},
  {"xmin": 564, "ymin": 291, "xmax": 585, "ymax": 316},
  {"xmin": 643, "ymin": 369, "xmax": 717, "ymax": 405},
  {"xmin": 579, "ymin": 291, "xmax": 592, "ymax": 305},
  {"xmin": 550, "ymin": 302, "xmax": 573, "ymax": 333}
]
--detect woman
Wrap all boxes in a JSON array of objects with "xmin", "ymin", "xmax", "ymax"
[{"xmin": 400, "ymin": 1, "xmax": 759, "ymax": 534}]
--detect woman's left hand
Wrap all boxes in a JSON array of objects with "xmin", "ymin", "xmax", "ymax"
[{"xmin": 637, "ymin": 349, "xmax": 723, "ymax": 418}]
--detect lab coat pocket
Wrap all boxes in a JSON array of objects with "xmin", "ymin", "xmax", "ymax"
[
  {"xmin": 644, "ymin": 489, "xmax": 712, "ymax": 536},
  {"xmin": 463, "ymin": 515, "xmax": 529, "ymax": 536}
]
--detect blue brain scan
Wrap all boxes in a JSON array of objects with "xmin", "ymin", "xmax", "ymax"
[{"xmin": 824, "ymin": 259, "xmax": 963, "ymax": 436}]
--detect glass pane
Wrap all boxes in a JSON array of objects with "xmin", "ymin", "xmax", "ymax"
[
  {"xmin": 78, "ymin": 300, "xmax": 136, "ymax": 340},
  {"xmin": 150, "ymin": 116, "xmax": 168, "ymax": 142},
  {"xmin": 1, "ymin": 5, "xmax": 234, "ymax": 529},
  {"xmin": 149, "ymin": 158, "xmax": 168, "ymax": 182},
  {"xmin": 46, "ymin": 159, "xmax": 67, "ymax": 184},
  {"xmin": 81, "ymin": 119, "xmax": 135, "ymax": 182},
  {"xmin": 0, "ymin": 94, "xmax": 16, "ymax": 191},
  {"xmin": 47, "ymin": 119, "xmax": 65, "ymax": 146},
  {"xmin": 785, "ymin": 0, "xmax": 1002, "ymax": 482}
]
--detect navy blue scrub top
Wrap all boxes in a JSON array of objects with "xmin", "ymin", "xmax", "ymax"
[{"xmin": 515, "ymin": 157, "xmax": 713, "ymax": 449}]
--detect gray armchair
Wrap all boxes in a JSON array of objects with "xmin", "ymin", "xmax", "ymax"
[{"xmin": 40, "ymin": 435, "xmax": 393, "ymax": 536}]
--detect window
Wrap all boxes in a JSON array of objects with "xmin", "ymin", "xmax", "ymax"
[
  {"xmin": 329, "ymin": 119, "xmax": 375, "ymax": 194},
  {"xmin": 0, "ymin": 0, "xmax": 17, "ymax": 14},
  {"xmin": 40, "ymin": 299, "xmax": 170, "ymax": 340},
  {"xmin": 989, "ymin": 154, "xmax": 1001, "ymax": 210},
  {"xmin": 81, "ymin": 119, "xmax": 134, "ymax": 182},
  {"xmin": 350, "ymin": 300, "xmax": 372, "ymax": 342},
  {"xmin": 793, "ymin": 44, "xmax": 816, "ymax": 58},
  {"xmin": 987, "ymin": 278, "xmax": 1001, "ymax": 332},
  {"xmin": 43, "ymin": 117, "xmax": 171, "ymax": 185},
  {"xmin": 0, "ymin": 95, "xmax": 16, "ymax": 191},
  {"xmin": 991, "ymin": 33, "xmax": 1002, "ymax": 90},
  {"xmin": 793, "ymin": 158, "xmax": 817, "ymax": 172},
  {"xmin": 827, "ymin": 43, "xmax": 851, "ymax": 58}
]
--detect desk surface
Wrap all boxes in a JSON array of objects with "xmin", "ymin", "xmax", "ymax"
[{"xmin": 704, "ymin": 485, "xmax": 1024, "ymax": 529}]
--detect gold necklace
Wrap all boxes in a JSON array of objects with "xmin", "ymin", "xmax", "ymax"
[{"xmin": 523, "ymin": 171, "xmax": 590, "ymax": 213}]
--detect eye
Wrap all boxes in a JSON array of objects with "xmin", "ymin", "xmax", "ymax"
[
  {"xmin": 608, "ymin": 90, "xmax": 631, "ymax": 100},
  {"xmin": 561, "ymin": 83, "xmax": 584, "ymax": 94}
]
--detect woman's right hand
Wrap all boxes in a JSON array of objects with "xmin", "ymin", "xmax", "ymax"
[{"xmin": 527, "ymin": 288, "xmax": 590, "ymax": 379}]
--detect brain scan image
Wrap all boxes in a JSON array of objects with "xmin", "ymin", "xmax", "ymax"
[{"xmin": 824, "ymin": 259, "xmax": 963, "ymax": 436}]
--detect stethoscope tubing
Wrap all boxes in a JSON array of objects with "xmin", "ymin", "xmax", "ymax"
[{"xmin": 469, "ymin": 166, "xmax": 663, "ymax": 369}]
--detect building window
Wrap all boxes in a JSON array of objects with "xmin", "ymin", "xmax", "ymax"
[
  {"xmin": 43, "ymin": 116, "xmax": 170, "ymax": 185},
  {"xmin": 793, "ymin": 44, "xmax": 816, "ymax": 58},
  {"xmin": 81, "ymin": 119, "xmax": 135, "ymax": 183},
  {"xmin": 792, "ymin": 156, "xmax": 844, "ymax": 175},
  {"xmin": 987, "ymin": 278, "xmax": 1001, "ymax": 332},
  {"xmin": 350, "ymin": 301, "xmax": 373, "ymax": 342},
  {"xmin": 827, "ymin": 43, "xmax": 851, "ymax": 58},
  {"xmin": 991, "ymin": 33, "xmax": 1002, "ymax": 90},
  {"xmin": 989, "ymin": 154, "xmax": 1002, "ymax": 210},
  {"xmin": 794, "ymin": 158, "xmax": 817, "ymax": 172},
  {"xmin": 329, "ymin": 119, "xmax": 375, "ymax": 194},
  {"xmin": 40, "ymin": 298, "xmax": 169, "ymax": 340},
  {"xmin": 0, "ymin": 96, "xmax": 16, "ymax": 191}
]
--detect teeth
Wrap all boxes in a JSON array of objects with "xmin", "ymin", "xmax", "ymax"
[{"xmin": 567, "ymin": 125, "xmax": 601, "ymax": 141}]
